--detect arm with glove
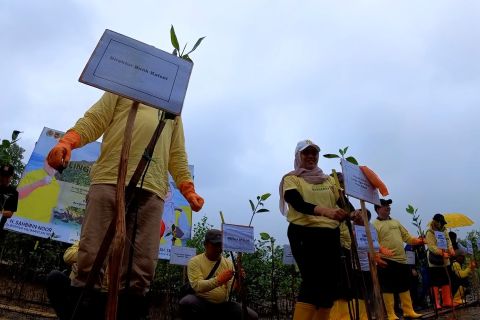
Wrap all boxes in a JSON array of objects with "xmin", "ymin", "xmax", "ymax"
[{"xmin": 169, "ymin": 116, "xmax": 204, "ymax": 212}]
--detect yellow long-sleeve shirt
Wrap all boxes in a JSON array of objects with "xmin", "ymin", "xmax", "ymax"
[
  {"xmin": 373, "ymin": 218, "xmax": 417, "ymax": 264},
  {"xmin": 425, "ymin": 227, "xmax": 452, "ymax": 267},
  {"xmin": 187, "ymin": 253, "xmax": 234, "ymax": 304},
  {"xmin": 452, "ymin": 261, "xmax": 471, "ymax": 279},
  {"xmin": 71, "ymin": 92, "xmax": 192, "ymax": 199}
]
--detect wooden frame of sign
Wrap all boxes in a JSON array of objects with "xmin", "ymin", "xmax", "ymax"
[{"xmin": 341, "ymin": 159, "xmax": 385, "ymax": 320}]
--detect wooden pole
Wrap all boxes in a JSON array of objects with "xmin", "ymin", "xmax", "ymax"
[
  {"xmin": 360, "ymin": 200, "xmax": 385, "ymax": 320},
  {"xmin": 106, "ymin": 101, "xmax": 139, "ymax": 320}
]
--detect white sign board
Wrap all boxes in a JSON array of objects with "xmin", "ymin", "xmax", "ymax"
[
  {"xmin": 341, "ymin": 159, "xmax": 380, "ymax": 205},
  {"xmin": 406, "ymin": 251, "xmax": 416, "ymax": 265},
  {"xmin": 222, "ymin": 224, "xmax": 255, "ymax": 254},
  {"xmin": 282, "ymin": 245, "xmax": 295, "ymax": 265},
  {"xmin": 466, "ymin": 242, "xmax": 474, "ymax": 255},
  {"xmin": 434, "ymin": 231, "xmax": 448, "ymax": 250},
  {"xmin": 354, "ymin": 225, "xmax": 380, "ymax": 250},
  {"xmin": 169, "ymin": 246, "xmax": 197, "ymax": 266},
  {"xmin": 80, "ymin": 29, "xmax": 193, "ymax": 115}
]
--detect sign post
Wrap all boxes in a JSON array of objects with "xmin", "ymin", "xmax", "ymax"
[{"xmin": 341, "ymin": 159, "xmax": 385, "ymax": 320}]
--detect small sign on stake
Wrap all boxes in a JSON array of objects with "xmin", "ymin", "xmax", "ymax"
[{"xmin": 222, "ymin": 223, "xmax": 255, "ymax": 254}]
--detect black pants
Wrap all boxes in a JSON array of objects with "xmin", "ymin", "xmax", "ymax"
[
  {"xmin": 288, "ymin": 223, "xmax": 341, "ymax": 308},
  {"xmin": 179, "ymin": 294, "xmax": 258, "ymax": 320},
  {"xmin": 377, "ymin": 259, "xmax": 410, "ymax": 293}
]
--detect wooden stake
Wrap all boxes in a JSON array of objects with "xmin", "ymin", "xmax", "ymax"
[
  {"xmin": 106, "ymin": 101, "xmax": 139, "ymax": 320},
  {"xmin": 361, "ymin": 200, "xmax": 385, "ymax": 320}
]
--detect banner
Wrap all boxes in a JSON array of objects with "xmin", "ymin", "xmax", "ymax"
[{"xmin": 6, "ymin": 127, "xmax": 192, "ymax": 259}]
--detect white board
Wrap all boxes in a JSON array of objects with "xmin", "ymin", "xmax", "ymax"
[
  {"xmin": 222, "ymin": 223, "xmax": 255, "ymax": 253},
  {"xmin": 169, "ymin": 246, "xmax": 197, "ymax": 266},
  {"xmin": 80, "ymin": 29, "xmax": 193, "ymax": 115},
  {"xmin": 341, "ymin": 159, "xmax": 380, "ymax": 205}
]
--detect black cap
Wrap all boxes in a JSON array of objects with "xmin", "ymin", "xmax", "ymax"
[
  {"xmin": 433, "ymin": 213, "xmax": 447, "ymax": 225},
  {"xmin": 204, "ymin": 229, "xmax": 223, "ymax": 244},
  {"xmin": 374, "ymin": 198, "xmax": 392, "ymax": 211},
  {"xmin": 0, "ymin": 164, "xmax": 14, "ymax": 177}
]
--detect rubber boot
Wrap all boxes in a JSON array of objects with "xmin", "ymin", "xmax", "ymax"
[
  {"xmin": 453, "ymin": 286, "xmax": 464, "ymax": 306},
  {"xmin": 382, "ymin": 293, "xmax": 399, "ymax": 320},
  {"xmin": 399, "ymin": 291, "xmax": 422, "ymax": 318},
  {"xmin": 432, "ymin": 287, "xmax": 441, "ymax": 309},
  {"xmin": 293, "ymin": 302, "xmax": 316, "ymax": 320},
  {"xmin": 326, "ymin": 299, "xmax": 349, "ymax": 320},
  {"xmin": 358, "ymin": 299, "xmax": 368, "ymax": 320},
  {"xmin": 441, "ymin": 285, "xmax": 453, "ymax": 308},
  {"xmin": 314, "ymin": 307, "xmax": 331, "ymax": 320}
]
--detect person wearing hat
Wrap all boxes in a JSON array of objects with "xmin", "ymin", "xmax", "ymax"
[
  {"xmin": 450, "ymin": 246, "xmax": 477, "ymax": 305},
  {"xmin": 425, "ymin": 213, "xmax": 455, "ymax": 309},
  {"xmin": 279, "ymin": 139, "xmax": 348, "ymax": 320},
  {"xmin": 373, "ymin": 198, "xmax": 424, "ymax": 320},
  {"xmin": 0, "ymin": 164, "xmax": 18, "ymax": 236},
  {"xmin": 45, "ymin": 92, "xmax": 204, "ymax": 318},
  {"xmin": 179, "ymin": 229, "xmax": 258, "ymax": 320}
]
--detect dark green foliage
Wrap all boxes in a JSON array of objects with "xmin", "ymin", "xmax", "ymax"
[{"xmin": 0, "ymin": 130, "xmax": 25, "ymax": 186}]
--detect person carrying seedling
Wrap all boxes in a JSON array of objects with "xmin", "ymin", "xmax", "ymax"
[
  {"xmin": 373, "ymin": 198, "xmax": 424, "ymax": 320},
  {"xmin": 46, "ymin": 91, "xmax": 204, "ymax": 319},
  {"xmin": 279, "ymin": 139, "xmax": 348, "ymax": 320}
]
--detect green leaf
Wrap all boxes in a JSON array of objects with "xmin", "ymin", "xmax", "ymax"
[
  {"xmin": 2, "ymin": 140, "xmax": 10, "ymax": 148},
  {"xmin": 406, "ymin": 205, "xmax": 414, "ymax": 214},
  {"xmin": 323, "ymin": 154, "xmax": 340, "ymax": 158},
  {"xmin": 172, "ymin": 48, "xmax": 178, "ymax": 56},
  {"xmin": 170, "ymin": 25, "xmax": 180, "ymax": 51},
  {"xmin": 339, "ymin": 148, "xmax": 344, "ymax": 156},
  {"xmin": 260, "ymin": 193, "xmax": 271, "ymax": 201},
  {"xmin": 260, "ymin": 232, "xmax": 271, "ymax": 240},
  {"xmin": 249, "ymin": 200, "xmax": 255, "ymax": 212},
  {"xmin": 180, "ymin": 43, "xmax": 188, "ymax": 57},
  {"xmin": 256, "ymin": 208, "xmax": 269, "ymax": 213},
  {"xmin": 346, "ymin": 156, "xmax": 358, "ymax": 165},
  {"xmin": 12, "ymin": 130, "xmax": 21, "ymax": 141},
  {"xmin": 186, "ymin": 36, "xmax": 206, "ymax": 55},
  {"xmin": 343, "ymin": 146, "xmax": 349, "ymax": 154}
]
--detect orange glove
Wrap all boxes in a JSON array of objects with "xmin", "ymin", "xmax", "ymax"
[
  {"xmin": 449, "ymin": 248, "xmax": 456, "ymax": 257},
  {"xmin": 46, "ymin": 130, "xmax": 81, "ymax": 171},
  {"xmin": 442, "ymin": 252, "xmax": 450, "ymax": 259},
  {"xmin": 411, "ymin": 237, "xmax": 425, "ymax": 246},
  {"xmin": 379, "ymin": 246, "xmax": 394, "ymax": 257},
  {"xmin": 179, "ymin": 181, "xmax": 204, "ymax": 212},
  {"xmin": 359, "ymin": 166, "xmax": 389, "ymax": 196},
  {"xmin": 2, "ymin": 210, "xmax": 14, "ymax": 218},
  {"xmin": 216, "ymin": 269, "xmax": 234, "ymax": 285},
  {"xmin": 374, "ymin": 253, "xmax": 388, "ymax": 268},
  {"xmin": 470, "ymin": 260, "xmax": 477, "ymax": 269}
]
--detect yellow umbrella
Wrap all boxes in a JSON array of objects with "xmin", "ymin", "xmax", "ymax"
[{"xmin": 443, "ymin": 213, "xmax": 475, "ymax": 228}]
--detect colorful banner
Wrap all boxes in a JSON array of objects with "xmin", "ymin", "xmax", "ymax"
[{"xmin": 6, "ymin": 127, "xmax": 192, "ymax": 259}]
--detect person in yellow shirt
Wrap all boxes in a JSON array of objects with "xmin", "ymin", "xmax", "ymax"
[
  {"xmin": 451, "ymin": 248, "xmax": 476, "ymax": 305},
  {"xmin": 279, "ymin": 139, "xmax": 348, "ymax": 320},
  {"xmin": 373, "ymin": 198, "xmax": 424, "ymax": 320},
  {"xmin": 179, "ymin": 229, "xmax": 258, "ymax": 320},
  {"xmin": 46, "ymin": 92, "xmax": 204, "ymax": 319},
  {"xmin": 425, "ymin": 213, "xmax": 455, "ymax": 309}
]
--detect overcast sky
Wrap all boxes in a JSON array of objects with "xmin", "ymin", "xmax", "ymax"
[{"xmin": 1, "ymin": 1, "xmax": 479, "ymax": 246}]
